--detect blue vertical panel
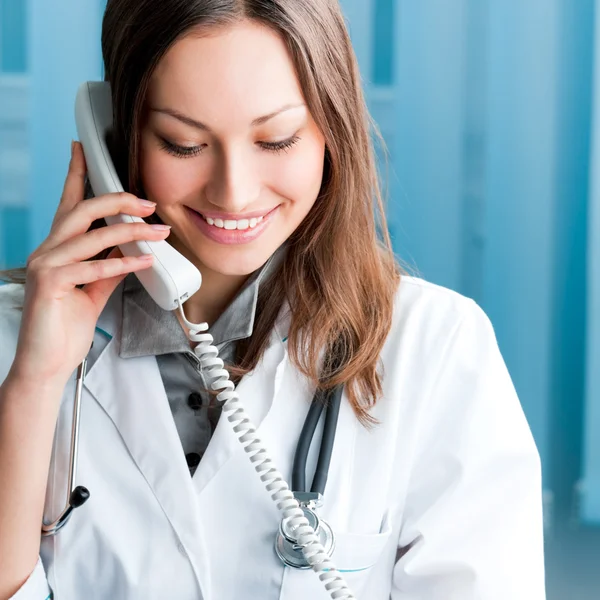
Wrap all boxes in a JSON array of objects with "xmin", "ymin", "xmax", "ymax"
[
  {"xmin": 459, "ymin": 0, "xmax": 488, "ymax": 304},
  {"xmin": 549, "ymin": 0, "xmax": 594, "ymax": 521},
  {"xmin": 483, "ymin": 0, "xmax": 561, "ymax": 495},
  {"xmin": 392, "ymin": 0, "xmax": 467, "ymax": 290},
  {"xmin": 1, "ymin": 206, "xmax": 29, "ymax": 267},
  {"xmin": 0, "ymin": 0, "xmax": 27, "ymax": 73},
  {"xmin": 340, "ymin": 1, "xmax": 373, "ymax": 84},
  {"xmin": 372, "ymin": 0, "xmax": 395, "ymax": 86},
  {"xmin": 29, "ymin": 1, "xmax": 103, "ymax": 248},
  {"xmin": 582, "ymin": 0, "xmax": 600, "ymax": 526}
]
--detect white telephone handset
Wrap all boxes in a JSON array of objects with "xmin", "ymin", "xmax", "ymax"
[
  {"xmin": 74, "ymin": 81, "xmax": 202, "ymax": 310},
  {"xmin": 73, "ymin": 81, "xmax": 355, "ymax": 599}
]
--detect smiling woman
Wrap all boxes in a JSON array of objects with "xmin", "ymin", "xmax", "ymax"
[
  {"xmin": 0, "ymin": 0, "xmax": 392, "ymax": 390},
  {"xmin": 98, "ymin": 0, "xmax": 398, "ymax": 400},
  {"xmin": 0, "ymin": 1, "xmax": 545, "ymax": 599}
]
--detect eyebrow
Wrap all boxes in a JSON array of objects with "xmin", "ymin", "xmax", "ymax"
[{"xmin": 149, "ymin": 103, "xmax": 306, "ymax": 132}]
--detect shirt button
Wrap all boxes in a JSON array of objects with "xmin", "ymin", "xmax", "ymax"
[
  {"xmin": 187, "ymin": 392, "xmax": 203, "ymax": 411},
  {"xmin": 186, "ymin": 452, "xmax": 201, "ymax": 469}
]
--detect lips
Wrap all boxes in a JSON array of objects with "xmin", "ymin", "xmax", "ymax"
[{"xmin": 185, "ymin": 205, "xmax": 280, "ymax": 245}]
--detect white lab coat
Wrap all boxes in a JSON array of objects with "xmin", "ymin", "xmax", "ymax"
[{"xmin": 0, "ymin": 276, "xmax": 546, "ymax": 600}]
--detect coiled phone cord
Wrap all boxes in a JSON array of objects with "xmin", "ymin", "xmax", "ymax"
[{"xmin": 178, "ymin": 305, "xmax": 356, "ymax": 600}]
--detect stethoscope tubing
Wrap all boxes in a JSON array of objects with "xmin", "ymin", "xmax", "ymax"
[
  {"xmin": 292, "ymin": 384, "xmax": 343, "ymax": 495},
  {"xmin": 41, "ymin": 357, "xmax": 90, "ymax": 536}
]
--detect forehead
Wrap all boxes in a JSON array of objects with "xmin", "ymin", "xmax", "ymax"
[{"xmin": 147, "ymin": 21, "xmax": 305, "ymax": 128}]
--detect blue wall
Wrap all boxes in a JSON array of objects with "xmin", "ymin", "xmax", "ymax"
[
  {"xmin": 28, "ymin": 1, "xmax": 104, "ymax": 247},
  {"xmin": 583, "ymin": 0, "xmax": 600, "ymax": 525},
  {"xmin": 0, "ymin": 0, "xmax": 26, "ymax": 72}
]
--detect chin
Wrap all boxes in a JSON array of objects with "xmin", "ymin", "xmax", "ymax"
[{"xmin": 198, "ymin": 248, "xmax": 274, "ymax": 277}]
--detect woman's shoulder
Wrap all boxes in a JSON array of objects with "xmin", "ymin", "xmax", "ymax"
[
  {"xmin": 392, "ymin": 274, "xmax": 488, "ymax": 333},
  {"xmin": 385, "ymin": 274, "xmax": 498, "ymax": 373}
]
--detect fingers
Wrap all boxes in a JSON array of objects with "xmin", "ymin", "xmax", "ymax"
[
  {"xmin": 64, "ymin": 253, "xmax": 154, "ymax": 287},
  {"xmin": 25, "ymin": 140, "xmax": 170, "ymax": 314},
  {"xmin": 32, "ymin": 194, "xmax": 159, "ymax": 261},
  {"xmin": 54, "ymin": 141, "xmax": 87, "ymax": 224},
  {"xmin": 31, "ymin": 221, "xmax": 171, "ymax": 270},
  {"xmin": 28, "ymin": 247, "xmax": 154, "ymax": 298},
  {"xmin": 64, "ymin": 254, "xmax": 155, "ymax": 312},
  {"xmin": 47, "ymin": 193, "xmax": 158, "ymax": 249},
  {"xmin": 81, "ymin": 247, "xmax": 129, "ymax": 309}
]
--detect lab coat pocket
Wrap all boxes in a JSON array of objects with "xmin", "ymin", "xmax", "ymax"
[{"xmin": 279, "ymin": 512, "xmax": 393, "ymax": 600}]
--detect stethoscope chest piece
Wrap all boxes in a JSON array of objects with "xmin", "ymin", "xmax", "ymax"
[{"xmin": 275, "ymin": 504, "xmax": 335, "ymax": 569}]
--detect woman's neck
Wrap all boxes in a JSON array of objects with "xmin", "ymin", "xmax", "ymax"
[
  {"xmin": 182, "ymin": 267, "xmax": 249, "ymax": 326},
  {"xmin": 166, "ymin": 237, "xmax": 248, "ymax": 328}
]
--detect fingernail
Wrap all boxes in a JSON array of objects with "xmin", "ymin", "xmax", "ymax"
[
  {"xmin": 138, "ymin": 254, "xmax": 154, "ymax": 261},
  {"xmin": 138, "ymin": 199, "xmax": 156, "ymax": 208},
  {"xmin": 151, "ymin": 224, "xmax": 171, "ymax": 230},
  {"xmin": 71, "ymin": 140, "xmax": 75, "ymax": 157}
]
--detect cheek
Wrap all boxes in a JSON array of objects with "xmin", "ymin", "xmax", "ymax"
[
  {"xmin": 140, "ymin": 143, "xmax": 202, "ymax": 205},
  {"xmin": 268, "ymin": 142, "xmax": 325, "ymax": 211}
]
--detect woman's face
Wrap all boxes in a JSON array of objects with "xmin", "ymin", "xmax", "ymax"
[{"xmin": 139, "ymin": 20, "xmax": 326, "ymax": 278}]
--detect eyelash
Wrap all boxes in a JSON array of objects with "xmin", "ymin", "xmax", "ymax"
[{"xmin": 159, "ymin": 135, "xmax": 301, "ymax": 159}]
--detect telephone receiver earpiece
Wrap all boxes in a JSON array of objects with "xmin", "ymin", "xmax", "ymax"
[{"xmin": 74, "ymin": 81, "xmax": 202, "ymax": 311}]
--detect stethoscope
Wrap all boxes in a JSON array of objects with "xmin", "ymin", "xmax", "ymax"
[
  {"xmin": 275, "ymin": 383, "xmax": 342, "ymax": 568},
  {"xmin": 41, "ymin": 345, "xmax": 343, "ymax": 571}
]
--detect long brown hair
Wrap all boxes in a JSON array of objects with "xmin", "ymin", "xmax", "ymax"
[{"xmin": 4, "ymin": 0, "xmax": 401, "ymax": 424}]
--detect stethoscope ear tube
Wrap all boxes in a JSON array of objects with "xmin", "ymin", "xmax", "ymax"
[
  {"xmin": 311, "ymin": 385, "xmax": 343, "ymax": 495},
  {"xmin": 292, "ymin": 393, "xmax": 325, "ymax": 493},
  {"xmin": 291, "ymin": 384, "xmax": 344, "ymax": 496},
  {"xmin": 42, "ymin": 355, "xmax": 91, "ymax": 537}
]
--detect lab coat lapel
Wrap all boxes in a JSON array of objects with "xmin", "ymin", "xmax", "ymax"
[
  {"xmin": 83, "ymin": 336, "xmax": 211, "ymax": 597},
  {"xmin": 191, "ymin": 329, "xmax": 288, "ymax": 495}
]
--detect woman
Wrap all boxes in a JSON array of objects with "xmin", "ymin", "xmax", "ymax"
[{"xmin": 0, "ymin": 0, "xmax": 545, "ymax": 598}]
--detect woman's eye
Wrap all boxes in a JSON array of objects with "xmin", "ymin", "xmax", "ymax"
[
  {"xmin": 158, "ymin": 135, "xmax": 301, "ymax": 158},
  {"xmin": 258, "ymin": 135, "xmax": 301, "ymax": 154},
  {"xmin": 159, "ymin": 139, "xmax": 204, "ymax": 158}
]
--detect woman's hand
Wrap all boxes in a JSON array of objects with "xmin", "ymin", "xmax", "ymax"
[{"xmin": 8, "ymin": 141, "xmax": 171, "ymax": 388}]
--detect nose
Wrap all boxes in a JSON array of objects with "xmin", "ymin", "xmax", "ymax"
[{"xmin": 204, "ymin": 144, "xmax": 261, "ymax": 213}]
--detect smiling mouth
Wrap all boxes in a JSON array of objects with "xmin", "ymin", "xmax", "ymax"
[{"xmin": 197, "ymin": 212, "xmax": 265, "ymax": 230}]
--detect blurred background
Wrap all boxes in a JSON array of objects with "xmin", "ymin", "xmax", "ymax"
[{"xmin": 0, "ymin": 0, "xmax": 598, "ymax": 597}]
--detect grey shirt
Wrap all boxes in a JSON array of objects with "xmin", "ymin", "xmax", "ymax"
[{"xmin": 117, "ymin": 248, "xmax": 284, "ymax": 476}]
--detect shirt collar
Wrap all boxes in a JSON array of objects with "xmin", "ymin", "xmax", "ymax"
[{"xmin": 119, "ymin": 245, "xmax": 286, "ymax": 358}]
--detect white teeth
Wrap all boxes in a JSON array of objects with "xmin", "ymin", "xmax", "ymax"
[{"xmin": 202, "ymin": 214, "xmax": 267, "ymax": 229}]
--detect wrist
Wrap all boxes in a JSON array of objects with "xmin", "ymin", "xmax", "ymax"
[{"xmin": 2, "ymin": 364, "xmax": 69, "ymax": 400}]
